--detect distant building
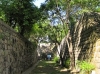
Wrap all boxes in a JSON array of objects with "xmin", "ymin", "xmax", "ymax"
[{"xmin": 37, "ymin": 43, "xmax": 55, "ymax": 59}]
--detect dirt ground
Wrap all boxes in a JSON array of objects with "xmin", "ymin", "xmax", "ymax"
[{"xmin": 30, "ymin": 60, "xmax": 70, "ymax": 74}]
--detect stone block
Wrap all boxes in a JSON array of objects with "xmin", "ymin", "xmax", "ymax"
[
  {"xmin": 95, "ymin": 69, "xmax": 100, "ymax": 74},
  {"xmin": 97, "ymin": 52, "xmax": 100, "ymax": 58},
  {"xmin": 7, "ymin": 55, "xmax": 10, "ymax": 63},
  {"xmin": 0, "ymin": 50, "xmax": 4, "ymax": 56},
  {"xmin": 96, "ymin": 40, "xmax": 100, "ymax": 46},
  {"xmin": 4, "ymin": 44, "xmax": 8, "ymax": 50},
  {"xmin": 0, "ymin": 56, "xmax": 4, "ymax": 62},
  {"xmin": 0, "ymin": 63, "xmax": 5, "ymax": 73},
  {"xmin": 5, "ymin": 68, "xmax": 9, "ymax": 74},
  {"xmin": 95, "ymin": 63, "xmax": 100, "ymax": 69},
  {"xmin": 2, "ymin": 70, "xmax": 6, "ymax": 74},
  {"xmin": 4, "ymin": 50, "xmax": 9, "ymax": 56},
  {"xmin": 0, "ymin": 29, "xmax": 3, "ymax": 32},
  {"xmin": 5, "ymin": 61, "xmax": 8, "ymax": 67}
]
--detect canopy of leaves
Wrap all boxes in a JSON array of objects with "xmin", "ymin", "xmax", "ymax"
[
  {"xmin": 0, "ymin": 0, "xmax": 42, "ymax": 37},
  {"xmin": 0, "ymin": 0, "xmax": 100, "ymax": 43}
]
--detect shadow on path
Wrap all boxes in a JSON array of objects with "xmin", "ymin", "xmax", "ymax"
[{"xmin": 30, "ymin": 60, "xmax": 70, "ymax": 74}]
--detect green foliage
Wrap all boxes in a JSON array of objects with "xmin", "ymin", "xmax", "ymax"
[
  {"xmin": 30, "ymin": 19, "xmax": 67, "ymax": 43},
  {"xmin": 77, "ymin": 60, "xmax": 95, "ymax": 73},
  {"xmin": 65, "ymin": 58, "xmax": 70, "ymax": 68},
  {"xmin": 0, "ymin": 0, "xmax": 42, "ymax": 37},
  {"xmin": 38, "ymin": 61, "xmax": 49, "ymax": 67},
  {"xmin": 56, "ymin": 0, "xmax": 100, "ymax": 15},
  {"xmin": 95, "ymin": 7, "xmax": 100, "ymax": 12},
  {"xmin": 41, "ymin": 0, "xmax": 100, "ymax": 43},
  {"xmin": 39, "ymin": 0, "xmax": 68, "ymax": 43},
  {"xmin": 53, "ymin": 56, "xmax": 60, "ymax": 64}
]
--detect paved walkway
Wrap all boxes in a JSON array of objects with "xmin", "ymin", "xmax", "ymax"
[{"xmin": 29, "ymin": 60, "xmax": 70, "ymax": 74}]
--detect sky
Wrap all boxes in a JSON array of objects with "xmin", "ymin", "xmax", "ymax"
[{"xmin": 34, "ymin": 0, "xmax": 46, "ymax": 8}]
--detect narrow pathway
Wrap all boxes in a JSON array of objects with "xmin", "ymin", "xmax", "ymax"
[{"xmin": 30, "ymin": 60, "xmax": 70, "ymax": 74}]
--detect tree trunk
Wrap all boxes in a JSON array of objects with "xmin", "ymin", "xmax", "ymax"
[
  {"xmin": 66, "ymin": 31, "xmax": 75, "ymax": 70},
  {"xmin": 56, "ymin": 41, "xmax": 66, "ymax": 67},
  {"xmin": 60, "ymin": 56, "xmax": 65, "ymax": 67},
  {"xmin": 65, "ymin": 0, "xmax": 75, "ymax": 70}
]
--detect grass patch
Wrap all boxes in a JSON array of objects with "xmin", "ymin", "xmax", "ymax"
[{"xmin": 30, "ymin": 60, "xmax": 70, "ymax": 74}]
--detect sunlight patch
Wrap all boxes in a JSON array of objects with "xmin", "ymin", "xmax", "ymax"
[
  {"xmin": 38, "ymin": 65, "xmax": 43, "ymax": 68},
  {"xmin": 60, "ymin": 68, "xmax": 67, "ymax": 72}
]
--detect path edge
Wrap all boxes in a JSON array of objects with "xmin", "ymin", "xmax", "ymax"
[{"xmin": 22, "ymin": 61, "xmax": 40, "ymax": 74}]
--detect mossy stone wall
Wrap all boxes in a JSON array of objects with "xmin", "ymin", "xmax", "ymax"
[{"xmin": 0, "ymin": 20, "xmax": 38, "ymax": 74}]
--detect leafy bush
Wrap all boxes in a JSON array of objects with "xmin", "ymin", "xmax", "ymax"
[
  {"xmin": 77, "ymin": 60, "xmax": 95, "ymax": 74},
  {"xmin": 53, "ymin": 56, "xmax": 60, "ymax": 63},
  {"xmin": 65, "ymin": 58, "xmax": 70, "ymax": 68}
]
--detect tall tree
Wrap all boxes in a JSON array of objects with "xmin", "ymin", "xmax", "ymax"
[
  {"xmin": 0, "ymin": 0, "xmax": 42, "ymax": 37},
  {"xmin": 58, "ymin": 0, "xmax": 100, "ymax": 70},
  {"xmin": 41, "ymin": 0, "xmax": 100, "ymax": 69}
]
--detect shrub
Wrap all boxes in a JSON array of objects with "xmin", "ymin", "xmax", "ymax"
[
  {"xmin": 53, "ymin": 56, "xmax": 60, "ymax": 64},
  {"xmin": 65, "ymin": 58, "xmax": 70, "ymax": 68},
  {"xmin": 77, "ymin": 60, "xmax": 95, "ymax": 74}
]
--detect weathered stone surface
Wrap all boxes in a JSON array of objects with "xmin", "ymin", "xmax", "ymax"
[
  {"xmin": 60, "ymin": 12, "xmax": 100, "ymax": 74},
  {"xmin": 0, "ymin": 20, "xmax": 38, "ymax": 74},
  {"xmin": 0, "ymin": 50, "xmax": 4, "ymax": 56},
  {"xmin": 72, "ymin": 12, "xmax": 100, "ymax": 74}
]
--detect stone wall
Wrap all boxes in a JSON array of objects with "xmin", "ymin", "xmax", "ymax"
[
  {"xmin": 94, "ymin": 39, "xmax": 100, "ymax": 73},
  {"xmin": 0, "ymin": 20, "xmax": 38, "ymax": 74},
  {"xmin": 73, "ymin": 12, "xmax": 100, "ymax": 74}
]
